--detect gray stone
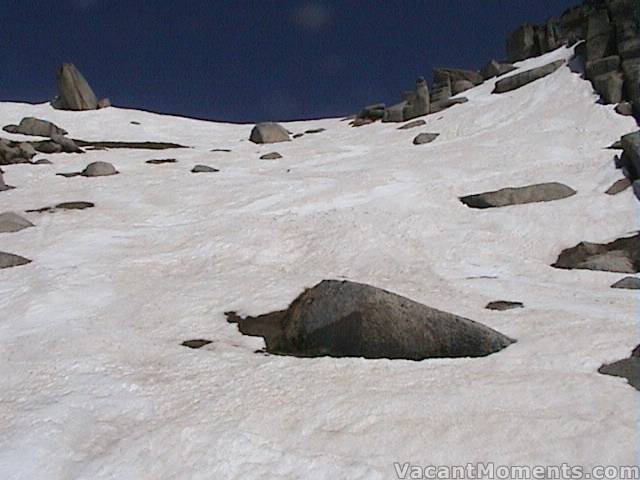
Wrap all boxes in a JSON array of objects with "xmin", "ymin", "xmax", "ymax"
[
  {"xmin": 620, "ymin": 131, "xmax": 640, "ymax": 178},
  {"xmin": 181, "ymin": 339, "xmax": 213, "ymax": 349},
  {"xmin": 97, "ymin": 98, "xmax": 111, "ymax": 109},
  {"xmin": 480, "ymin": 60, "xmax": 517, "ymax": 80},
  {"xmin": 304, "ymin": 128, "xmax": 326, "ymax": 134},
  {"xmin": 618, "ymin": 37, "xmax": 640, "ymax": 60},
  {"xmin": 592, "ymin": 72, "xmax": 624, "ymax": 104},
  {"xmin": 191, "ymin": 165, "xmax": 219, "ymax": 173},
  {"xmin": 585, "ymin": 9, "xmax": 615, "ymax": 62},
  {"xmin": 460, "ymin": 182, "xmax": 576, "ymax": 209},
  {"xmin": 605, "ymin": 177, "xmax": 632, "ymax": 194},
  {"xmin": 33, "ymin": 159, "xmax": 53, "ymax": 165},
  {"xmin": 50, "ymin": 134, "xmax": 83, "ymax": 153},
  {"xmin": 232, "ymin": 279, "xmax": 515, "ymax": 360},
  {"xmin": 32, "ymin": 141, "xmax": 63, "ymax": 154},
  {"xmin": 260, "ymin": 152, "xmax": 282, "ymax": 160},
  {"xmin": 0, "ymin": 171, "xmax": 14, "ymax": 191},
  {"xmin": 249, "ymin": 123, "xmax": 291, "ymax": 144},
  {"xmin": 615, "ymin": 101, "xmax": 634, "ymax": 115},
  {"xmin": 599, "ymin": 345, "xmax": 640, "ymax": 391},
  {"xmin": 398, "ymin": 120, "xmax": 426, "ymax": 130},
  {"xmin": 507, "ymin": 23, "xmax": 539, "ymax": 62},
  {"xmin": 552, "ymin": 234, "xmax": 640, "ymax": 273},
  {"xmin": 452, "ymin": 80, "xmax": 475, "ymax": 95},
  {"xmin": 485, "ymin": 301, "xmax": 524, "ymax": 311},
  {"xmin": 634, "ymin": 180, "xmax": 640, "ymax": 200},
  {"xmin": 611, "ymin": 276, "xmax": 640, "ymax": 289},
  {"xmin": 585, "ymin": 55, "xmax": 620, "ymax": 80},
  {"xmin": 81, "ymin": 161, "xmax": 118, "ymax": 177},
  {"xmin": 0, "ymin": 212, "xmax": 34, "ymax": 233},
  {"xmin": 382, "ymin": 102, "xmax": 407, "ymax": 123},
  {"xmin": 413, "ymin": 133, "xmax": 440, "ymax": 145},
  {"xmin": 0, "ymin": 252, "xmax": 31, "ymax": 269},
  {"xmin": 0, "ymin": 141, "xmax": 37, "ymax": 165},
  {"xmin": 357, "ymin": 104, "xmax": 386, "ymax": 123},
  {"xmin": 382, "ymin": 77, "xmax": 430, "ymax": 123},
  {"xmin": 430, "ymin": 71, "xmax": 453, "ymax": 105},
  {"xmin": 493, "ymin": 60, "xmax": 565, "ymax": 94},
  {"xmin": 52, "ymin": 63, "xmax": 99, "ymax": 111},
  {"xmin": 146, "ymin": 158, "xmax": 176, "ymax": 165},
  {"xmin": 434, "ymin": 68, "xmax": 483, "ymax": 86},
  {"xmin": 2, "ymin": 117, "xmax": 68, "ymax": 137}
]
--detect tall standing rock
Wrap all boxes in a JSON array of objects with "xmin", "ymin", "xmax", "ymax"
[
  {"xmin": 585, "ymin": 9, "xmax": 616, "ymax": 62},
  {"xmin": 507, "ymin": 23, "xmax": 540, "ymax": 62},
  {"xmin": 52, "ymin": 64, "xmax": 98, "ymax": 111}
]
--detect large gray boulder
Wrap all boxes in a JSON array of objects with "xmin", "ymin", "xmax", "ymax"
[
  {"xmin": 249, "ymin": 122, "xmax": 291, "ymax": 144},
  {"xmin": 460, "ymin": 182, "xmax": 576, "ymax": 209},
  {"xmin": 0, "ymin": 252, "xmax": 31, "ymax": 269},
  {"xmin": 50, "ymin": 135, "xmax": 83, "ymax": 153},
  {"xmin": 592, "ymin": 71, "xmax": 624, "ymax": 104},
  {"xmin": 0, "ymin": 140, "xmax": 37, "ymax": 165},
  {"xmin": 52, "ymin": 63, "xmax": 99, "ymax": 111},
  {"xmin": 3, "ymin": 117, "xmax": 68, "ymax": 137},
  {"xmin": 552, "ymin": 234, "xmax": 640, "ymax": 274},
  {"xmin": 0, "ymin": 212, "xmax": 34, "ymax": 233},
  {"xmin": 81, "ymin": 161, "xmax": 118, "ymax": 177},
  {"xmin": 493, "ymin": 60, "xmax": 565, "ymax": 94},
  {"xmin": 611, "ymin": 276, "xmax": 640, "ymax": 289},
  {"xmin": 598, "ymin": 344, "xmax": 640, "ymax": 391},
  {"xmin": 480, "ymin": 60, "xmax": 517, "ymax": 80},
  {"xmin": 507, "ymin": 23, "xmax": 539, "ymax": 62},
  {"xmin": 231, "ymin": 280, "xmax": 515, "ymax": 360}
]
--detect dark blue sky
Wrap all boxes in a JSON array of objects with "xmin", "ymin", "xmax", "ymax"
[{"xmin": 2, "ymin": 0, "xmax": 578, "ymax": 122}]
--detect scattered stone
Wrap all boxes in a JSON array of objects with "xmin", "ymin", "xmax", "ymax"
[
  {"xmin": 0, "ymin": 140, "xmax": 38, "ymax": 165},
  {"xmin": 249, "ymin": 122, "xmax": 291, "ymax": 144},
  {"xmin": 0, "ymin": 252, "xmax": 31, "ymax": 270},
  {"xmin": 598, "ymin": 345, "xmax": 640, "ymax": 391},
  {"xmin": 191, "ymin": 165, "xmax": 219, "ymax": 173},
  {"xmin": 211, "ymin": 149, "xmax": 231, "ymax": 153},
  {"xmin": 0, "ymin": 170, "xmax": 14, "ymax": 191},
  {"xmin": 0, "ymin": 212, "xmax": 34, "ymax": 233},
  {"xmin": 260, "ymin": 152, "xmax": 283, "ymax": 160},
  {"xmin": 383, "ymin": 77, "xmax": 430, "ymax": 123},
  {"xmin": 611, "ymin": 276, "xmax": 640, "ymax": 289},
  {"xmin": 146, "ymin": 158, "xmax": 177, "ymax": 165},
  {"xmin": 72, "ymin": 140, "xmax": 187, "ymax": 150},
  {"xmin": 413, "ymin": 133, "xmax": 440, "ymax": 145},
  {"xmin": 50, "ymin": 135, "xmax": 83, "ymax": 153},
  {"xmin": 181, "ymin": 339, "xmax": 213, "ymax": 349},
  {"xmin": 230, "ymin": 279, "xmax": 515, "ymax": 360},
  {"xmin": 493, "ymin": 60, "xmax": 565, "ymax": 94},
  {"xmin": 82, "ymin": 161, "xmax": 118, "ymax": 177},
  {"xmin": 398, "ymin": 120, "xmax": 426, "ymax": 130},
  {"xmin": 130, "ymin": 121, "xmax": 141, "ymax": 125},
  {"xmin": 33, "ymin": 159, "xmax": 53, "ymax": 165},
  {"xmin": 460, "ymin": 182, "xmax": 576, "ymax": 209},
  {"xmin": 552, "ymin": 234, "xmax": 639, "ymax": 274},
  {"xmin": 3, "ymin": 117, "xmax": 68, "ymax": 137},
  {"xmin": 51, "ymin": 63, "xmax": 99, "ymax": 111},
  {"xmin": 293, "ymin": 133, "xmax": 304, "ymax": 138},
  {"xmin": 56, "ymin": 201, "xmax": 94, "ymax": 210},
  {"xmin": 605, "ymin": 178, "xmax": 631, "ymax": 195},
  {"xmin": 305, "ymin": 128, "xmax": 325, "ymax": 134},
  {"xmin": 429, "ymin": 97, "xmax": 469, "ymax": 114},
  {"xmin": 485, "ymin": 301, "xmax": 524, "ymax": 311},
  {"xmin": 615, "ymin": 101, "xmax": 634, "ymax": 116},
  {"xmin": 481, "ymin": 59, "xmax": 517, "ymax": 80}
]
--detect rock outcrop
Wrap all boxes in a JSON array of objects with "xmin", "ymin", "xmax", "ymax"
[
  {"xmin": 493, "ymin": 60, "xmax": 566, "ymax": 94},
  {"xmin": 598, "ymin": 344, "xmax": 640, "ymax": 391},
  {"xmin": 229, "ymin": 279, "xmax": 515, "ymax": 360},
  {"xmin": 249, "ymin": 123, "xmax": 291, "ymax": 144},
  {"xmin": 3, "ymin": 117, "xmax": 68, "ymax": 137},
  {"xmin": 480, "ymin": 59, "xmax": 517, "ymax": 80},
  {"xmin": 552, "ymin": 234, "xmax": 640, "ymax": 274},
  {"xmin": 611, "ymin": 276, "xmax": 640, "ymax": 289},
  {"xmin": 260, "ymin": 152, "xmax": 283, "ymax": 160},
  {"xmin": 51, "ymin": 63, "xmax": 105, "ymax": 111},
  {"xmin": 460, "ymin": 182, "xmax": 576, "ymax": 208},
  {"xmin": 382, "ymin": 77, "xmax": 430, "ymax": 123},
  {"xmin": 0, "ymin": 212, "xmax": 34, "ymax": 233}
]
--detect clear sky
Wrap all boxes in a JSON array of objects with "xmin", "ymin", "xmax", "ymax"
[{"xmin": 2, "ymin": 0, "xmax": 578, "ymax": 123}]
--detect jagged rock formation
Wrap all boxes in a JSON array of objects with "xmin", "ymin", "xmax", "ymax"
[
  {"xmin": 552, "ymin": 233, "xmax": 640, "ymax": 273},
  {"xmin": 460, "ymin": 182, "xmax": 577, "ymax": 208},
  {"xmin": 51, "ymin": 63, "xmax": 109, "ymax": 111},
  {"xmin": 3, "ymin": 117, "xmax": 68, "ymax": 137},
  {"xmin": 493, "ymin": 60, "xmax": 566, "ymax": 93},
  {"xmin": 229, "ymin": 280, "xmax": 515, "ymax": 360},
  {"xmin": 249, "ymin": 122, "xmax": 291, "ymax": 144},
  {"xmin": 382, "ymin": 77, "xmax": 430, "ymax": 123}
]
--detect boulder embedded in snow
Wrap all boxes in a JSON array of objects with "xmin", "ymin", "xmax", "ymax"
[
  {"xmin": 481, "ymin": 59, "xmax": 516, "ymax": 80},
  {"xmin": 430, "ymin": 97, "xmax": 469, "ymax": 114},
  {"xmin": 81, "ymin": 161, "xmax": 118, "ymax": 177},
  {"xmin": 615, "ymin": 102, "xmax": 634, "ymax": 116},
  {"xmin": 605, "ymin": 178, "xmax": 631, "ymax": 195},
  {"xmin": 611, "ymin": 276, "xmax": 640, "ymax": 289},
  {"xmin": 181, "ymin": 339, "xmax": 213, "ymax": 349},
  {"xmin": 231, "ymin": 279, "xmax": 515, "ymax": 360},
  {"xmin": 493, "ymin": 60, "xmax": 565, "ymax": 94},
  {"xmin": 507, "ymin": 23, "xmax": 539, "ymax": 62},
  {"xmin": 620, "ymin": 131, "xmax": 640, "ymax": 178},
  {"xmin": 0, "ymin": 140, "xmax": 37, "ymax": 165},
  {"xmin": 485, "ymin": 301, "xmax": 524, "ymax": 311},
  {"xmin": 304, "ymin": 128, "xmax": 325, "ymax": 134},
  {"xmin": 460, "ymin": 182, "xmax": 576, "ymax": 209},
  {"xmin": 413, "ymin": 133, "xmax": 439, "ymax": 145},
  {"xmin": 97, "ymin": 98, "xmax": 111, "ymax": 109},
  {"xmin": 0, "ymin": 170, "xmax": 14, "ymax": 191},
  {"xmin": 146, "ymin": 158, "xmax": 177, "ymax": 165},
  {"xmin": 0, "ymin": 212, "xmax": 34, "ymax": 233},
  {"xmin": 52, "ymin": 63, "xmax": 99, "ymax": 111},
  {"xmin": 249, "ymin": 123, "xmax": 291, "ymax": 144},
  {"xmin": 27, "ymin": 201, "xmax": 95, "ymax": 213},
  {"xmin": 398, "ymin": 120, "xmax": 426, "ymax": 130},
  {"xmin": 260, "ymin": 152, "xmax": 282, "ymax": 160},
  {"xmin": 552, "ymin": 234, "xmax": 640, "ymax": 274},
  {"xmin": 0, "ymin": 252, "xmax": 31, "ymax": 269},
  {"xmin": 598, "ymin": 345, "xmax": 640, "ymax": 391},
  {"xmin": 51, "ymin": 135, "xmax": 83, "ymax": 153},
  {"xmin": 3, "ymin": 117, "xmax": 68, "ymax": 137},
  {"xmin": 191, "ymin": 165, "xmax": 219, "ymax": 173},
  {"xmin": 592, "ymin": 72, "xmax": 624, "ymax": 104}
]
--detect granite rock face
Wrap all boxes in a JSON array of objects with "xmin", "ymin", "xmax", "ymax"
[
  {"xmin": 493, "ymin": 60, "xmax": 566, "ymax": 94},
  {"xmin": 52, "ymin": 63, "xmax": 99, "ymax": 111}
]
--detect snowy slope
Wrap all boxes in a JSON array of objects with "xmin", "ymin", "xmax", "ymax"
[{"xmin": 0, "ymin": 47, "xmax": 638, "ymax": 479}]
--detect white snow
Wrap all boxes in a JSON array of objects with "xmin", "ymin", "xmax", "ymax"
[{"xmin": 0, "ymin": 47, "xmax": 638, "ymax": 479}]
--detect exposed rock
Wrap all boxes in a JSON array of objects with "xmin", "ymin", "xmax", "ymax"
[
  {"xmin": 493, "ymin": 60, "xmax": 565, "ymax": 94},
  {"xmin": 27, "ymin": 201, "xmax": 95, "ymax": 213},
  {"xmin": 130, "ymin": 121, "xmax": 141, "ymax": 125},
  {"xmin": 293, "ymin": 133, "xmax": 305, "ymax": 138},
  {"xmin": 211, "ymin": 149, "xmax": 231, "ymax": 153},
  {"xmin": 0, "ymin": 140, "xmax": 37, "ymax": 165},
  {"xmin": 585, "ymin": 9, "xmax": 615, "ymax": 62},
  {"xmin": 633, "ymin": 180, "xmax": 640, "ymax": 200},
  {"xmin": 355, "ymin": 104, "xmax": 386, "ymax": 124},
  {"xmin": 231, "ymin": 280, "xmax": 515, "ymax": 360},
  {"xmin": 507, "ymin": 23, "xmax": 539, "ymax": 62},
  {"xmin": 592, "ymin": 71, "xmax": 624, "ymax": 104},
  {"xmin": 51, "ymin": 135, "xmax": 83, "ymax": 153},
  {"xmin": 3, "ymin": 117, "xmax": 68, "ymax": 137},
  {"xmin": 620, "ymin": 131, "xmax": 640, "ymax": 178},
  {"xmin": 398, "ymin": 120, "xmax": 426, "ymax": 130},
  {"xmin": 260, "ymin": 152, "xmax": 282, "ymax": 160},
  {"xmin": 552, "ymin": 234, "xmax": 640, "ymax": 273},
  {"xmin": 460, "ymin": 182, "xmax": 576, "ymax": 209},
  {"xmin": 32, "ymin": 141, "xmax": 63, "ymax": 154},
  {"xmin": 52, "ymin": 63, "xmax": 99, "ymax": 111},
  {"xmin": 608, "ymin": 140, "xmax": 623, "ymax": 149},
  {"xmin": 585, "ymin": 55, "xmax": 620, "ymax": 80},
  {"xmin": 615, "ymin": 101, "xmax": 634, "ymax": 115},
  {"xmin": 452, "ymin": 80, "xmax": 474, "ymax": 95},
  {"xmin": 605, "ymin": 177, "xmax": 632, "ymax": 194},
  {"xmin": 430, "ymin": 97, "xmax": 469, "ymax": 113},
  {"xmin": 181, "ymin": 339, "xmax": 213, "ymax": 349},
  {"xmin": 611, "ymin": 276, "xmax": 640, "ymax": 289},
  {"xmin": 0, "ymin": 212, "xmax": 34, "ymax": 233},
  {"xmin": 305, "ymin": 128, "xmax": 326, "ymax": 134},
  {"xmin": 33, "ymin": 159, "xmax": 52, "ymax": 165},
  {"xmin": 413, "ymin": 133, "xmax": 440, "ymax": 145},
  {"xmin": 383, "ymin": 77, "xmax": 430, "ymax": 123},
  {"xmin": 97, "ymin": 98, "xmax": 111, "ymax": 109},
  {"xmin": 0, "ymin": 252, "xmax": 31, "ymax": 269},
  {"xmin": 0, "ymin": 170, "xmax": 14, "ymax": 191},
  {"xmin": 146, "ymin": 158, "xmax": 177, "ymax": 165},
  {"xmin": 249, "ymin": 122, "xmax": 291, "ymax": 144},
  {"xmin": 72, "ymin": 140, "xmax": 188, "ymax": 150},
  {"xmin": 485, "ymin": 301, "xmax": 524, "ymax": 311},
  {"xmin": 480, "ymin": 60, "xmax": 517, "ymax": 80},
  {"xmin": 82, "ymin": 161, "xmax": 118, "ymax": 177},
  {"xmin": 191, "ymin": 165, "xmax": 219, "ymax": 173},
  {"xmin": 598, "ymin": 345, "xmax": 640, "ymax": 391}
]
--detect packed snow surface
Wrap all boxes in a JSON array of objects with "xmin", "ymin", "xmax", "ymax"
[{"xmin": 0, "ymin": 47, "xmax": 638, "ymax": 479}]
